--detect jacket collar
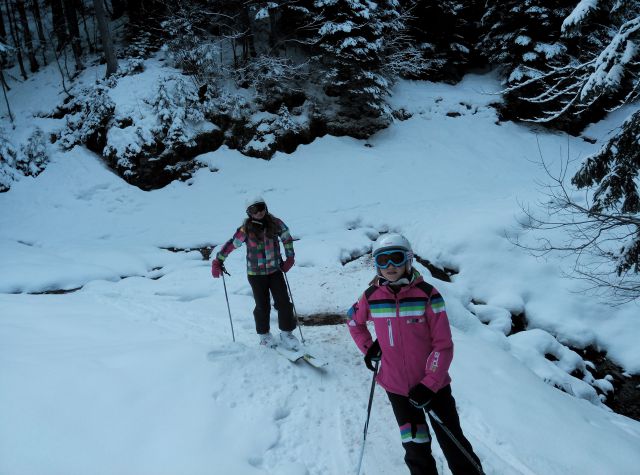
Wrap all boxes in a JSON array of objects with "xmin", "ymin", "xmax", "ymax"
[{"xmin": 371, "ymin": 268, "xmax": 423, "ymax": 295}]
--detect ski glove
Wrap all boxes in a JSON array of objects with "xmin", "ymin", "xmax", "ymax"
[
  {"xmin": 211, "ymin": 259, "xmax": 224, "ymax": 278},
  {"xmin": 364, "ymin": 339, "xmax": 382, "ymax": 372},
  {"xmin": 408, "ymin": 383, "xmax": 435, "ymax": 409},
  {"xmin": 281, "ymin": 256, "xmax": 295, "ymax": 273}
]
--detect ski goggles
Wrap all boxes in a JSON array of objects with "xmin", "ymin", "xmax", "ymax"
[
  {"xmin": 374, "ymin": 249, "xmax": 409, "ymax": 269},
  {"xmin": 247, "ymin": 202, "xmax": 266, "ymax": 215}
]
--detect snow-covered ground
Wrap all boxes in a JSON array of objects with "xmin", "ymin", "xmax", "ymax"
[{"xmin": 1, "ymin": 58, "xmax": 640, "ymax": 475}]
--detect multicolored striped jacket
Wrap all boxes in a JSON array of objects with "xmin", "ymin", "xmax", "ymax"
[
  {"xmin": 216, "ymin": 216, "xmax": 295, "ymax": 276},
  {"xmin": 347, "ymin": 270, "xmax": 453, "ymax": 396}
]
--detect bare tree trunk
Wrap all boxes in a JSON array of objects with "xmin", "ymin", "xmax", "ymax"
[
  {"xmin": 62, "ymin": 0, "xmax": 83, "ymax": 71},
  {"xmin": 75, "ymin": 0, "xmax": 94, "ymax": 52},
  {"xmin": 239, "ymin": 6, "xmax": 256, "ymax": 61},
  {"xmin": 50, "ymin": 0, "xmax": 67, "ymax": 50},
  {"xmin": 0, "ymin": 67, "xmax": 14, "ymax": 125},
  {"xmin": 269, "ymin": 7, "xmax": 278, "ymax": 51},
  {"xmin": 29, "ymin": 0, "xmax": 47, "ymax": 65},
  {"xmin": 52, "ymin": 42, "xmax": 70, "ymax": 95},
  {"xmin": 0, "ymin": 3, "xmax": 7, "ymax": 40},
  {"xmin": 232, "ymin": 35, "xmax": 237, "ymax": 69},
  {"xmin": 6, "ymin": 0, "xmax": 28, "ymax": 79},
  {"xmin": 62, "ymin": 40, "xmax": 71, "ymax": 79},
  {"xmin": 15, "ymin": 0, "xmax": 38, "ymax": 72},
  {"xmin": 93, "ymin": 0, "xmax": 117, "ymax": 77},
  {"xmin": 0, "ymin": 66, "xmax": 9, "ymax": 90},
  {"xmin": 0, "ymin": 5, "xmax": 10, "ymax": 84}
]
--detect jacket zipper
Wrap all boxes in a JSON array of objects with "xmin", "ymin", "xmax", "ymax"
[
  {"xmin": 387, "ymin": 319, "xmax": 394, "ymax": 347},
  {"xmin": 396, "ymin": 293, "xmax": 410, "ymax": 393}
]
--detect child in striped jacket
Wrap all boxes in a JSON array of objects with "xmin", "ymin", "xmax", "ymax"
[
  {"xmin": 211, "ymin": 196, "xmax": 299, "ymax": 350},
  {"xmin": 347, "ymin": 233, "xmax": 482, "ymax": 475}
]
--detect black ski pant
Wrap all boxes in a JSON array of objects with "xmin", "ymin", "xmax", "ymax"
[
  {"xmin": 387, "ymin": 385, "xmax": 482, "ymax": 475},
  {"xmin": 247, "ymin": 271, "xmax": 296, "ymax": 335}
]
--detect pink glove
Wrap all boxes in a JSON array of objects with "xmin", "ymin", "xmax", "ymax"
[
  {"xmin": 211, "ymin": 259, "xmax": 223, "ymax": 278},
  {"xmin": 281, "ymin": 256, "xmax": 295, "ymax": 273}
]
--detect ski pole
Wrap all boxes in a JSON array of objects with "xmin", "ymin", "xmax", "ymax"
[
  {"xmin": 220, "ymin": 267, "xmax": 236, "ymax": 342},
  {"xmin": 356, "ymin": 360, "xmax": 379, "ymax": 475},
  {"xmin": 283, "ymin": 272, "xmax": 305, "ymax": 344},
  {"xmin": 427, "ymin": 409, "xmax": 485, "ymax": 475}
]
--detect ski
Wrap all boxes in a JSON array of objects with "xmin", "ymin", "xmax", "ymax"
[
  {"xmin": 274, "ymin": 346, "xmax": 328, "ymax": 369},
  {"xmin": 300, "ymin": 352, "xmax": 328, "ymax": 369},
  {"xmin": 274, "ymin": 345, "xmax": 304, "ymax": 362}
]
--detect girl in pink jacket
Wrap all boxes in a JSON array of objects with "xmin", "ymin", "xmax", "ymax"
[{"xmin": 347, "ymin": 233, "xmax": 482, "ymax": 475}]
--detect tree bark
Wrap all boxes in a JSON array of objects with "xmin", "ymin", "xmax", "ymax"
[
  {"xmin": 6, "ymin": 0, "xmax": 28, "ymax": 79},
  {"xmin": 30, "ymin": 0, "xmax": 45, "ymax": 44},
  {"xmin": 74, "ymin": 0, "xmax": 94, "ymax": 52},
  {"xmin": 0, "ymin": 3, "xmax": 7, "ymax": 40},
  {"xmin": 50, "ymin": 0, "xmax": 67, "ymax": 50},
  {"xmin": 0, "ymin": 67, "xmax": 13, "ymax": 124},
  {"xmin": 15, "ymin": 0, "xmax": 38, "ymax": 72},
  {"xmin": 29, "ymin": 0, "xmax": 47, "ymax": 65},
  {"xmin": 239, "ymin": 5, "xmax": 256, "ymax": 61},
  {"xmin": 62, "ymin": 0, "xmax": 83, "ymax": 70},
  {"xmin": 94, "ymin": 0, "xmax": 117, "ymax": 77}
]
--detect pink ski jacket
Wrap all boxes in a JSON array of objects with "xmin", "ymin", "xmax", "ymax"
[{"xmin": 347, "ymin": 271, "xmax": 453, "ymax": 396}]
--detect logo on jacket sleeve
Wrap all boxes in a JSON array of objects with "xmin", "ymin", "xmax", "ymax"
[{"xmin": 429, "ymin": 352, "xmax": 440, "ymax": 372}]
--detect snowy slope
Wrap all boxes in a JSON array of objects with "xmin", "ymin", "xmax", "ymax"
[{"xmin": 1, "ymin": 60, "xmax": 640, "ymax": 475}]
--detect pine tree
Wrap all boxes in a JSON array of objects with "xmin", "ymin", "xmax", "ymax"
[
  {"xmin": 573, "ymin": 110, "xmax": 640, "ymax": 217},
  {"xmin": 18, "ymin": 127, "xmax": 48, "ymax": 176},
  {"xmin": 494, "ymin": 0, "xmax": 640, "ymax": 131},
  {"xmin": 59, "ymin": 82, "xmax": 116, "ymax": 152},
  {"xmin": 273, "ymin": 0, "xmax": 319, "ymax": 52},
  {"xmin": 0, "ymin": 130, "xmax": 18, "ymax": 192},
  {"xmin": 394, "ymin": 0, "xmax": 480, "ymax": 82},
  {"xmin": 562, "ymin": 1, "xmax": 640, "ymax": 118},
  {"xmin": 313, "ymin": 0, "xmax": 402, "ymax": 136},
  {"xmin": 151, "ymin": 78, "xmax": 204, "ymax": 150},
  {"xmin": 479, "ymin": 0, "xmax": 577, "ymax": 127},
  {"xmin": 480, "ymin": 0, "xmax": 576, "ymax": 82}
]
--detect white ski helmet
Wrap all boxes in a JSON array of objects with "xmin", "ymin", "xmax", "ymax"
[
  {"xmin": 245, "ymin": 195, "xmax": 267, "ymax": 214},
  {"xmin": 372, "ymin": 233, "xmax": 414, "ymax": 274},
  {"xmin": 372, "ymin": 233, "xmax": 412, "ymax": 256}
]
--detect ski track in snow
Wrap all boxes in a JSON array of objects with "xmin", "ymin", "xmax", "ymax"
[
  {"xmin": 91, "ymin": 284, "xmax": 417, "ymax": 474},
  {"xmin": 3, "ymin": 278, "xmax": 632, "ymax": 475},
  {"xmin": 96, "ymin": 284, "xmax": 524, "ymax": 475},
  {"xmin": 90, "ymin": 285, "xmax": 360, "ymax": 474}
]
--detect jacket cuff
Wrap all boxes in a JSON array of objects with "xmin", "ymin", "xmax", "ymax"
[{"xmin": 420, "ymin": 376, "xmax": 441, "ymax": 394}]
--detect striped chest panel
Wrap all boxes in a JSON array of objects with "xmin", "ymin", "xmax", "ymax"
[
  {"xmin": 369, "ymin": 297, "xmax": 428, "ymax": 319},
  {"xmin": 399, "ymin": 297, "xmax": 428, "ymax": 317},
  {"xmin": 369, "ymin": 299, "xmax": 397, "ymax": 318}
]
